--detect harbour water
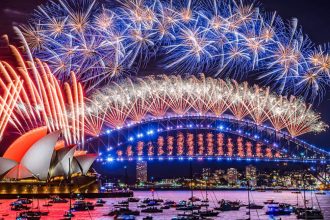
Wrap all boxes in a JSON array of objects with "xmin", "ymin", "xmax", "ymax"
[{"xmin": 1, "ymin": 190, "xmax": 329, "ymax": 219}]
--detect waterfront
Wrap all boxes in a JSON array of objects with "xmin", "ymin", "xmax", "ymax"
[{"xmin": 1, "ymin": 190, "xmax": 329, "ymax": 219}]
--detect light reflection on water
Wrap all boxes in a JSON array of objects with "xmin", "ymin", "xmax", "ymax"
[{"xmin": 0, "ymin": 190, "xmax": 329, "ymax": 220}]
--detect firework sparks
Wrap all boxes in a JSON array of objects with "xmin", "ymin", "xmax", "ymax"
[
  {"xmin": 86, "ymin": 74, "xmax": 326, "ymax": 137},
  {"xmin": 0, "ymin": 42, "xmax": 85, "ymax": 147},
  {"xmin": 20, "ymin": 0, "xmax": 330, "ymax": 101}
]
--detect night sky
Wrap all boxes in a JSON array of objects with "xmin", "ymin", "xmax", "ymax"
[{"xmin": 0, "ymin": 0, "xmax": 330, "ymax": 151}]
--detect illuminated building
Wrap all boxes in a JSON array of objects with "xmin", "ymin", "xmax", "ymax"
[
  {"xmin": 227, "ymin": 168, "xmax": 238, "ymax": 186},
  {"xmin": 202, "ymin": 168, "xmax": 211, "ymax": 180},
  {"xmin": 136, "ymin": 161, "xmax": 148, "ymax": 183},
  {"xmin": 0, "ymin": 128, "xmax": 96, "ymax": 180},
  {"xmin": 246, "ymin": 165, "xmax": 257, "ymax": 187}
]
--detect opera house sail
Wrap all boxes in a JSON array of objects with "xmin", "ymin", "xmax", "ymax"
[{"xmin": 0, "ymin": 128, "xmax": 98, "ymax": 196}]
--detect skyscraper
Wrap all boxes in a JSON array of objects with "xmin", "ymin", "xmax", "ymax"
[
  {"xmin": 202, "ymin": 168, "xmax": 211, "ymax": 180},
  {"xmin": 136, "ymin": 161, "xmax": 148, "ymax": 183},
  {"xmin": 227, "ymin": 168, "xmax": 238, "ymax": 186},
  {"xmin": 246, "ymin": 165, "xmax": 257, "ymax": 187}
]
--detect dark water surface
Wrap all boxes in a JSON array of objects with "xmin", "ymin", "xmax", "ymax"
[{"xmin": 1, "ymin": 190, "xmax": 329, "ymax": 219}]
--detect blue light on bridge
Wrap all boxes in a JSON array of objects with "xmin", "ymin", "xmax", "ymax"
[{"xmin": 147, "ymin": 130, "xmax": 154, "ymax": 135}]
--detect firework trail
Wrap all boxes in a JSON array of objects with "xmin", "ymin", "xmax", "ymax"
[
  {"xmin": 86, "ymin": 74, "xmax": 326, "ymax": 137},
  {"xmin": 0, "ymin": 36, "xmax": 85, "ymax": 147},
  {"xmin": 20, "ymin": 0, "xmax": 330, "ymax": 101}
]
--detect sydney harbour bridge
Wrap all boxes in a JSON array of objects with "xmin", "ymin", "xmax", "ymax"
[
  {"xmin": 0, "ymin": 0, "xmax": 330, "ymax": 190},
  {"xmin": 83, "ymin": 76, "xmax": 330, "ymax": 185}
]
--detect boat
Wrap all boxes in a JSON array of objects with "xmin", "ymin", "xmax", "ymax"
[
  {"xmin": 11, "ymin": 203, "xmax": 30, "ymax": 211},
  {"xmin": 172, "ymin": 213, "xmax": 204, "ymax": 220},
  {"xmin": 94, "ymin": 202, "xmax": 104, "ymax": 207},
  {"xmin": 141, "ymin": 198, "xmax": 163, "ymax": 204},
  {"xmin": 200, "ymin": 200, "xmax": 209, "ymax": 207},
  {"xmin": 160, "ymin": 205, "xmax": 171, "ymax": 209},
  {"xmin": 188, "ymin": 196, "xmax": 201, "ymax": 202},
  {"xmin": 176, "ymin": 200, "xmax": 187, "ymax": 208},
  {"xmin": 263, "ymin": 199, "xmax": 279, "ymax": 205},
  {"xmin": 146, "ymin": 200, "xmax": 161, "ymax": 206},
  {"xmin": 176, "ymin": 204, "xmax": 201, "ymax": 211},
  {"xmin": 194, "ymin": 209, "xmax": 219, "ymax": 217},
  {"xmin": 72, "ymin": 200, "xmax": 94, "ymax": 211},
  {"xmin": 63, "ymin": 210, "xmax": 75, "ymax": 218},
  {"xmin": 118, "ymin": 200, "xmax": 129, "ymax": 205},
  {"xmin": 48, "ymin": 196, "xmax": 68, "ymax": 203},
  {"xmin": 128, "ymin": 197, "xmax": 140, "ymax": 202},
  {"xmin": 107, "ymin": 208, "xmax": 140, "ymax": 216},
  {"xmin": 141, "ymin": 207, "xmax": 163, "ymax": 213},
  {"xmin": 297, "ymin": 209, "xmax": 324, "ymax": 219},
  {"xmin": 143, "ymin": 215, "xmax": 153, "ymax": 220},
  {"xmin": 16, "ymin": 211, "xmax": 41, "ymax": 220},
  {"xmin": 114, "ymin": 204, "xmax": 129, "ymax": 208},
  {"xmin": 42, "ymin": 202, "xmax": 52, "ymax": 207},
  {"xmin": 95, "ymin": 198, "xmax": 106, "ymax": 207},
  {"xmin": 315, "ymin": 191, "xmax": 326, "ymax": 195},
  {"xmin": 137, "ymin": 204, "xmax": 147, "ymax": 208},
  {"xmin": 273, "ymin": 189, "xmax": 282, "ymax": 193},
  {"xmin": 114, "ymin": 200, "xmax": 129, "ymax": 208},
  {"xmin": 96, "ymin": 198, "xmax": 106, "ymax": 204},
  {"xmin": 265, "ymin": 203, "xmax": 294, "ymax": 216},
  {"xmin": 163, "ymin": 200, "xmax": 176, "ymax": 206},
  {"xmin": 292, "ymin": 191, "xmax": 302, "ymax": 194},
  {"xmin": 13, "ymin": 198, "xmax": 32, "ymax": 205},
  {"xmin": 295, "ymin": 207, "xmax": 314, "ymax": 215},
  {"xmin": 115, "ymin": 215, "xmax": 136, "ymax": 220},
  {"xmin": 215, "ymin": 200, "xmax": 240, "ymax": 211},
  {"xmin": 75, "ymin": 194, "xmax": 85, "ymax": 200},
  {"xmin": 247, "ymin": 203, "xmax": 264, "ymax": 209}
]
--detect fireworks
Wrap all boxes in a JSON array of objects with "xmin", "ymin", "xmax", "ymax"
[
  {"xmin": 115, "ymin": 132, "xmax": 283, "ymax": 159},
  {"xmin": 0, "ymin": 42, "xmax": 85, "ymax": 147},
  {"xmin": 0, "ymin": 0, "xmax": 328, "ymax": 158},
  {"xmin": 86, "ymin": 74, "xmax": 326, "ymax": 137},
  {"xmin": 21, "ymin": 0, "xmax": 330, "ymax": 101},
  {"xmin": 0, "ymin": 80, "xmax": 22, "ymax": 140}
]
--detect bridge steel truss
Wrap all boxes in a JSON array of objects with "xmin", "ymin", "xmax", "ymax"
[{"xmin": 88, "ymin": 115, "xmax": 330, "ymax": 164}]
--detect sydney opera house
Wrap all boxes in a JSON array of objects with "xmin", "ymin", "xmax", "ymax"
[{"xmin": 0, "ymin": 127, "xmax": 98, "ymax": 196}]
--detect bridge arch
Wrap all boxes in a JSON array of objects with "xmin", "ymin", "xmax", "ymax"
[{"xmin": 86, "ymin": 115, "xmax": 330, "ymax": 163}]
